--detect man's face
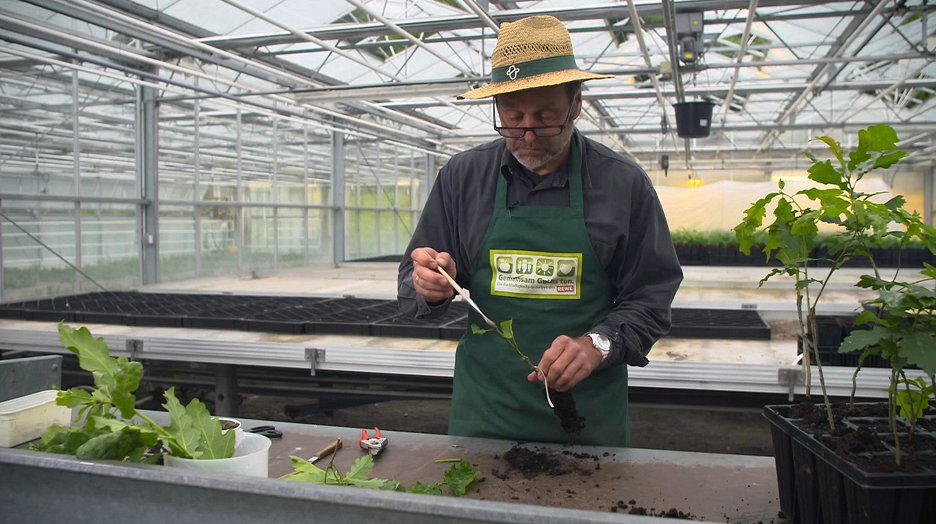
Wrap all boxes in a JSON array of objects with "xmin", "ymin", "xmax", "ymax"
[{"xmin": 495, "ymin": 84, "xmax": 581, "ymax": 175}]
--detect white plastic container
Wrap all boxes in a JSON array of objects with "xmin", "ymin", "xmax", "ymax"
[
  {"xmin": 164, "ymin": 432, "xmax": 271, "ymax": 477},
  {"xmin": 0, "ymin": 390, "xmax": 72, "ymax": 447},
  {"xmin": 217, "ymin": 416, "xmax": 245, "ymax": 447}
]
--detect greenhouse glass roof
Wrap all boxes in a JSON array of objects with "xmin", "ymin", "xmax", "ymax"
[{"xmin": 1, "ymin": 0, "xmax": 935, "ymax": 179}]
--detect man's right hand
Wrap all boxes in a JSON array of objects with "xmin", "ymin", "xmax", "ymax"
[{"xmin": 410, "ymin": 247, "xmax": 456, "ymax": 304}]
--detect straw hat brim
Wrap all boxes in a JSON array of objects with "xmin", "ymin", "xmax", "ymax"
[{"xmin": 458, "ymin": 69, "xmax": 614, "ymax": 100}]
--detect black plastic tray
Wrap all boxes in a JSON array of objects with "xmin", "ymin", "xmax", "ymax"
[
  {"xmin": 764, "ymin": 404, "xmax": 936, "ymax": 524},
  {"xmin": 668, "ymin": 308, "xmax": 770, "ymax": 340},
  {"xmin": 0, "ymin": 292, "xmax": 771, "ymax": 341}
]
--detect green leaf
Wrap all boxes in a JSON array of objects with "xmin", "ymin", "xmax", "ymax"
[
  {"xmin": 58, "ymin": 323, "xmax": 117, "ymax": 377},
  {"xmin": 161, "ymin": 387, "xmax": 203, "ymax": 459},
  {"xmin": 807, "ymin": 160, "xmax": 845, "ymax": 188},
  {"xmin": 56, "ymin": 387, "xmax": 94, "ymax": 409},
  {"xmin": 32, "ymin": 425, "xmax": 91, "ymax": 455},
  {"xmin": 442, "ymin": 460, "xmax": 481, "ymax": 496},
  {"xmin": 470, "ymin": 324, "xmax": 491, "ymax": 335},
  {"xmin": 922, "ymin": 263, "xmax": 936, "ymax": 279},
  {"xmin": 109, "ymin": 358, "xmax": 143, "ymax": 419},
  {"xmin": 839, "ymin": 327, "xmax": 890, "ymax": 353},
  {"xmin": 814, "ymin": 135, "xmax": 844, "ymax": 166},
  {"xmin": 75, "ymin": 427, "xmax": 157, "ymax": 461},
  {"xmin": 499, "ymin": 319, "xmax": 514, "ymax": 339},
  {"xmin": 407, "ymin": 482, "xmax": 444, "ymax": 495},
  {"xmin": 902, "ymin": 331, "xmax": 936, "ymax": 376},
  {"xmin": 282, "ymin": 456, "xmax": 329, "ymax": 483},
  {"xmin": 186, "ymin": 400, "xmax": 234, "ymax": 460},
  {"xmin": 57, "ymin": 322, "xmax": 142, "ymax": 419},
  {"xmin": 734, "ymin": 194, "xmax": 775, "ymax": 254},
  {"xmin": 859, "ymin": 124, "xmax": 899, "ymax": 152},
  {"xmin": 346, "ymin": 454, "xmax": 376, "ymax": 481}
]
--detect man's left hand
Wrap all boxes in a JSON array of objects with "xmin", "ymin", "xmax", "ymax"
[{"xmin": 527, "ymin": 335, "xmax": 602, "ymax": 391}]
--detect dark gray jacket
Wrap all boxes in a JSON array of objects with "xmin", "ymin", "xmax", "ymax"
[{"xmin": 397, "ymin": 131, "xmax": 682, "ymax": 367}]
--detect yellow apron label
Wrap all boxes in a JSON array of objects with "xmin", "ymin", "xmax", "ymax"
[{"xmin": 489, "ymin": 249, "xmax": 582, "ymax": 299}]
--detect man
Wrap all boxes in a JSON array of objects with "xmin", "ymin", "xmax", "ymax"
[{"xmin": 397, "ymin": 15, "xmax": 682, "ymax": 447}]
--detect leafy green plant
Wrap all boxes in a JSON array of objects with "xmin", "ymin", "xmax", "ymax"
[
  {"xmin": 734, "ymin": 124, "xmax": 936, "ymax": 432},
  {"xmin": 839, "ymin": 268, "xmax": 936, "ymax": 465},
  {"xmin": 33, "ymin": 322, "xmax": 235, "ymax": 462},
  {"xmin": 282, "ymin": 454, "xmax": 480, "ymax": 496}
]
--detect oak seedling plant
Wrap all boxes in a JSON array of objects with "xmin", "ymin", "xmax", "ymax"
[
  {"xmin": 735, "ymin": 124, "xmax": 936, "ymax": 464},
  {"xmin": 472, "ymin": 319, "xmax": 586, "ymax": 441}
]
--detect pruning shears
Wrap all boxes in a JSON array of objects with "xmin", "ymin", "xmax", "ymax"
[
  {"xmin": 248, "ymin": 425, "xmax": 283, "ymax": 439},
  {"xmin": 359, "ymin": 427, "xmax": 388, "ymax": 456}
]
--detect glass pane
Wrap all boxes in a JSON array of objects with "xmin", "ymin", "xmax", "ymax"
[
  {"xmin": 307, "ymin": 206, "xmax": 332, "ymax": 265},
  {"xmin": 76, "ymin": 75, "xmax": 137, "ymax": 199},
  {"xmin": 1, "ymin": 200, "xmax": 77, "ymax": 301},
  {"xmin": 277, "ymin": 208, "xmax": 305, "ymax": 269},
  {"xmin": 158, "ymin": 205, "xmax": 197, "ymax": 282},
  {"xmin": 81, "ymin": 204, "xmax": 140, "ymax": 291},
  {"xmin": 198, "ymin": 204, "xmax": 240, "ymax": 276},
  {"xmin": 244, "ymin": 206, "xmax": 274, "ymax": 274}
]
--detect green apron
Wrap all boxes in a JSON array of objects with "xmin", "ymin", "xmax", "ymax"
[{"xmin": 448, "ymin": 141, "xmax": 630, "ymax": 446}]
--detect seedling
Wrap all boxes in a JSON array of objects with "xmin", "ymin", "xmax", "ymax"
[
  {"xmin": 472, "ymin": 319, "xmax": 586, "ymax": 441},
  {"xmin": 735, "ymin": 124, "xmax": 936, "ymax": 433}
]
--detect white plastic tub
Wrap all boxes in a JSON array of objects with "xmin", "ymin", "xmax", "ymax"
[
  {"xmin": 164, "ymin": 432, "xmax": 271, "ymax": 477},
  {"xmin": 0, "ymin": 390, "xmax": 72, "ymax": 447}
]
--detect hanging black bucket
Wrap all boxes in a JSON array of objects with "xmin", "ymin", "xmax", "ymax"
[{"xmin": 673, "ymin": 101, "xmax": 715, "ymax": 138}]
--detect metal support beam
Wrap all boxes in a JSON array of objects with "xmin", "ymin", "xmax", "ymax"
[
  {"xmin": 424, "ymin": 153, "xmax": 436, "ymax": 207},
  {"xmin": 331, "ymin": 129, "xmax": 346, "ymax": 266},
  {"xmin": 137, "ymin": 79, "xmax": 159, "ymax": 285},
  {"xmin": 71, "ymin": 61, "xmax": 83, "ymax": 293},
  {"xmin": 215, "ymin": 364, "xmax": 239, "ymax": 417}
]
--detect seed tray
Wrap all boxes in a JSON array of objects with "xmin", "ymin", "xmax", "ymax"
[
  {"xmin": 0, "ymin": 292, "xmax": 772, "ymax": 341},
  {"xmin": 668, "ymin": 308, "xmax": 770, "ymax": 340},
  {"xmin": 766, "ymin": 404, "xmax": 936, "ymax": 524}
]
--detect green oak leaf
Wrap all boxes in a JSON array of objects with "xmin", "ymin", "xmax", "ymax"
[
  {"xmin": 902, "ymin": 331, "xmax": 936, "ymax": 376},
  {"xmin": 443, "ymin": 460, "xmax": 481, "ymax": 496}
]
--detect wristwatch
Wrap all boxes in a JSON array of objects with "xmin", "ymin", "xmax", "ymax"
[{"xmin": 586, "ymin": 333, "xmax": 611, "ymax": 363}]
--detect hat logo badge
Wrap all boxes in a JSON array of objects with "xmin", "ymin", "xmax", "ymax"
[{"xmin": 506, "ymin": 65, "xmax": 520, "ymax": 80}]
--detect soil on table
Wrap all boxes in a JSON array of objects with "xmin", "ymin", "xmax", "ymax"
[
  {"xmin": 488, "ymin": 444, "xmax": 700, "ymax": 520},
  {"xmin": 790, "ymin": 401, "xmax": 936, "ymax": 474}
]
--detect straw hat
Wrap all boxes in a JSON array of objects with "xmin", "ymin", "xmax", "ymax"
[{"xmin": 458, "ymin": 15, "xmax": 613, "ymax": 100}]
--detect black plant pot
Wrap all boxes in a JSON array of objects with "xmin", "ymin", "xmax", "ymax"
[
  {"xmin": 764, "ymin": 403, "xmax": 936, "ymax": 524},
  {"xmin": 674, "ymin": 101, "xmax": 715, "ymax": 138}
]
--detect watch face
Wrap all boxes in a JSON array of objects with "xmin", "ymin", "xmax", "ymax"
[{"xmin": 589, "ymin": 333, "xmax": 610, "ymax": 351}]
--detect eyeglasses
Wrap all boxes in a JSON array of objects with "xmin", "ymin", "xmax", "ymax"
[{"xmin": 492, "ymin": 97, "xmax": 576, "ymax": 138}]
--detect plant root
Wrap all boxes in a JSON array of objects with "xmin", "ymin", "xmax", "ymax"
[{"xmin": 549, "ymin": 389, "xmax": 585, "ymax": 442}]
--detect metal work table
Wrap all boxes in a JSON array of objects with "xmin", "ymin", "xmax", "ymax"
[{"xmin": 0, "ymin": 414, "xmax": 785, "ymax": 524}]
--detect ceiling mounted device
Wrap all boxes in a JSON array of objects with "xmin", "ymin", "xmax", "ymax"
[{"xmin": 676, "ymin": 11, "xmax": 704, "ymax": 65}]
